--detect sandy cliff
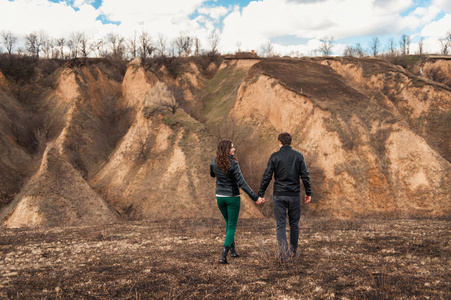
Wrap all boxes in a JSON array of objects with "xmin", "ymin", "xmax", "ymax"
[
  {"xmin": 231, "ymin": 59, "xmax": 450, "ymax": 217},
  {"xmin": 1, "ymin": 62, "xmax": 123, "ymax": 227},
  {"xmin": 91, "ymin": 61, "xmax": 262, "ymax": 220},
  {"xmin": 0, "ymin": 56, "xmax": 449, "ymax": 227}
]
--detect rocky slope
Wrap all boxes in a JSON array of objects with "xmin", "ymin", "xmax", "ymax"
[
  {"xmin": 0, "ymin": 55, "xmax": 449, "ymax": 227},
  {"xmin": 0, "ymin": 60, "xmax": 122, "ymax": 227},
  {"xmin": 232, "ymin": 58, "xmax": 450, "ymax": 217}
]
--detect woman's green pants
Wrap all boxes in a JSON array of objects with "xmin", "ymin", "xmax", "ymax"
[{"xmin": 216, "ymin": 196, "xmax": 241, "ymax": 247}]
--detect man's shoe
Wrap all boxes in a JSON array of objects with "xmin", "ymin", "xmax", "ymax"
[
  {"xmin": 230, "ymin": 242, "xmax": 240, "ymax": 258},
  {"xmin": 219, "ymin": 246, "xmax": 230, "ymax": 264},
  {"xmin": 280, "ymin": 256, "xmax": 289, "ymax": 264}
]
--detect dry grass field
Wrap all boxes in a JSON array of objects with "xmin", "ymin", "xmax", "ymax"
[{"xmin": 1, "ymin": 216, "xmax": 449, "ymax": 299}]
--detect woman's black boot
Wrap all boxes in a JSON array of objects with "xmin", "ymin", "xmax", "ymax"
[
  {"xmin": 219, "ymin": 246, "xmax": 230, "ymax": 264},
  {"xmin": 230, "ymin": 242, "xmax": 240, "ymax": 258}
]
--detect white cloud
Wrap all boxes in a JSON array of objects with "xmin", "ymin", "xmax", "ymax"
[
  {"xmin": 401, "ymin": 5, "xmax": 441, "ymax": 30},
  {"xmin": 0, "ymin": 0, "xmax": 217, "ymax": 52},
  {"xmin": 0, "ymin": 0, "xmax": 106, "ymax": 39},
  {"xmin": 433, "ymin": 0, "xmax": 451, "ymax": 12},
  {"xmin": 99, "ymin": 0, "xmax": 203, "ymax": 24},
  {"xmin": 421, "ymin": 13, "xmax": 451, "ymax": 53},
  {"xmin": 219, "ymin": 0, "xmax": 420, "ymax": 54},
  {"xmin": 0, "ymin": 0, "xmax": 449, "ymax": 56},
  {"xmin": 197, "ymin": 6, "xmax": 229, "ymax": 20},
  {"xmin": 412, "ymin": 5, "xmax": 441, "ymax": 23},
  {"xmin": 271, "ymin": 39, "xmax": 324, "ymax": 57},
  {"xmin": 97, "ymin": 0, "xmax": 211, "ymax": 42},
  {"xmin": 421, "ymin": 13, "xmax": 451, "ymax": 38},
  {"xmin": 72, "ymin": 0, "xmax": 94, "ymax": 8}
]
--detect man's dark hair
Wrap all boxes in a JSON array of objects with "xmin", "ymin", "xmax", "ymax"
[{"xmin": 278, "ymin": 132, "xmax": 292, "ymax": 145}]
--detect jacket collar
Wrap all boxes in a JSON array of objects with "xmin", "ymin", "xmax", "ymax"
[{"xmin": 280, "ymin": 145, "xmax": 292, "ymax": 150}]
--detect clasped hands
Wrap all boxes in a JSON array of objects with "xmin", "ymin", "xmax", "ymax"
[
  {"xmin": 256, "ymin": 197, "xmax": 265, "ymax": 205},
  {"xmin": 256, "ymin": 196, "xmax": 311, "ymax": 205}
]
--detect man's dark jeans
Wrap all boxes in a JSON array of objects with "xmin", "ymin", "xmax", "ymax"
[{"xmin": 273, "ymin": 195, "xmax": 301, "ymax": 259}]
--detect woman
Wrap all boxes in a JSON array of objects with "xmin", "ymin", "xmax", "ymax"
[{"xmin": 210, "ymin": 140, "xmax": 259, "ymax": 264}]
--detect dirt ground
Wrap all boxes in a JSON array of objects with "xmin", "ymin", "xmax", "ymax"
[{"xmin": 1, "ymin": 217, "xmax": 450, "ymax": 299}]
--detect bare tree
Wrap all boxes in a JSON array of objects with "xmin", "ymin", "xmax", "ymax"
[
  {"xmin": 49, "ymin": 38, "xmax": 59, "ymax": 59},
  {"xmin": 439, "ymin": 31, "xmax": 451, "ymax": 55},
  {"xmin": 355, "ymin": 43, "xmax": 366, "ymax": 57},
  {"xmin": 399, "ymin": 34, "xmax": 410, "ymax": 55},
  {"xmin": 319, "ymin": 36, "xmax": 334, "ymax": 56},
  {"xmin": 68, "ymin": 32, "xmax": 83, "ymax": 58},
  {"xmin": 169, "ymin": 39, "xmax": 177, "ymax": 57},
  {"xmin": 261, "ymin": 41, "xmax": 274, "ymax": 57},
  {"xmin": 418, "ymin": 37, "xmax": 425, "ymax": 55},
  {"xmin": 128, "ymin": 31, "xmax": 138, "ymax": 59},
  {"xmin": 236, "ymin": 41, "xmax": 242, "ymax": 53},
  {"xmin": 343, "ymin": 45, "xmax": 357, "ymax": 57},
  {"xmin": 344, "ymin": 42, "xmax": 366, "ymax": 58},
  {"xmin": 41, "ymin": 113, "xmax": 63, "ymax": 140},
  {"xmin": 156, "ymin": 33, "xmax": 167, "ymax": 58},
  {"xmin": 37, "ymin": 31, "xmax": 47, "ymax": 58},
  {"xmin": 439, "ymin": 38, "xmax": 449, "ymax": 55},
  {"xmin": 106, "ymin": 33, "xmax": 126, "ymax": 58},
  {"xmin": 290, "ymin": 50, "xmax": 302, "ymax": 58},
  {"xmin": 137, "ymin": 135, "xmax": 154, "ymax": 161},
  {"xmin": 368, "ymin": 36, "xmax": 380, "ymax": 56},
  {"xmin": 175, "ymin": 31, "xmax": 193, "ymax": 57},
  {"xmin": 386, "ymin": 37, "xmax": 396, "ymax": 55},
  {"xmin": 167, "ymin": 83, "xmax": 184, "ymax": 104},
  {"xmin": 144, "ymin": 81, "xmax": 178, "ymax": 114},
  {"xmin": 208, "ymin": 32, "xmax": 220, "ymax": 55},
  {"xmin": 41, "ymin": 37, "xmax": 53, "ymax": 59},
  {"xmin": 407, "ymin": 36, "xmax": 411, "ymax": 55},
  {"xmin": 25, "ymin": 32, "xmax": 39, "ymax": 57},
  {"xmin": 91, "ymin": 38, "xmax": 105, "ymax": 58},
  {"xmin": 194, "ymin": 37, "xmax": 201, "ymax": 56},
  {"xmin": 79, "ymin": 33, "xmax": 91, "ymax": 58},
  {"xmin": 116, "ymin": 36, "xmax": 126, "ymax": 58},
  {"xmin": 1, "ymin": 31, "xmax": 17, "ymax": 55},
  {"xmin": 56, "ymin": 37, "xmax": 65, "ymax": 59},
  {"xmin": 139, "ymin": 30, "xmax": 154, "ymax": 59}
]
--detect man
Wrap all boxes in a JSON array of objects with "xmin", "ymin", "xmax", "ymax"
[{"xmin": 258, "ymin": 132, "xmax": 312, "ymax": 262}]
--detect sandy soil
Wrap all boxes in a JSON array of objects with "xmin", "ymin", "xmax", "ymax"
[{"xmin": 1, "ymin": 217, "xmax": 449, "ymax": 299}]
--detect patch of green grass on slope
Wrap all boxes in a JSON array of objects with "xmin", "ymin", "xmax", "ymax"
[{"xmin": 200, "ymin": 64, "xmax": 247, "ymax": 123}]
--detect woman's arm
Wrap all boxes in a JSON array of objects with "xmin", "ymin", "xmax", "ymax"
[
  {"xmin": 210, "ymin": 159, "xmax": 216, "ymax": 178},
  {"xmin": 231, "ymin": 161, "xmax": 258, "ymax": 201}
]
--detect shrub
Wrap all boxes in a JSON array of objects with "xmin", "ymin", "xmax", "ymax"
[
  {"xmin": 424, "ymin": 66, "xmax": 451, "ymax": 87},
  {"xmin": 142, "ymin": 57, "xmax": 186, "ymax": 78},
  {"xmin": 144, "ymin": 81, "xmax": 178, "ymax": 114},
  {"xmin": 0, "ymin": 53, "xmax": 37, "ymax": 84},
  {"xmin": 95, "ymin": 88, "xmax": 133, "ymax": 162}
]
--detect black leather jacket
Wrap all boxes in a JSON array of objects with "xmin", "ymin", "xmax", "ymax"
[
  {"xmin": 258, "ymin": 145, "xmax": 311, "ymax": 197},
  {"xmin": 210, "ymin": 158, "xmax": 258, "ymax": 201}
]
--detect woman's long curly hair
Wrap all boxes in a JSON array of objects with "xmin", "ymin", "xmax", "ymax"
[{"xmin": 215, "ymin": 140, "xmax": 234, "ymax": 172}]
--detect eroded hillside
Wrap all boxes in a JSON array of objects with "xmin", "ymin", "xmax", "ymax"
[
  {"xmin": 232, "ymin": 58, "xmax": 450, "ymax": 217},
  {"xmin": 0, "ymin": 55, "xmax": 449, "ymax": 227}
]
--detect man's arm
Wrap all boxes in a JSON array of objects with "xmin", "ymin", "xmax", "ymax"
[
  {"xmin": 299, "ymin": 156, "xmax": 311, "ymax": 196},
  {"xmin": 258, "ymin": 156, "xmax": 275, "ymax": 197}
]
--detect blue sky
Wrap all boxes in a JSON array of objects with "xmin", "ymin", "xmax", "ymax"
[{"xmin": 1, "ymin": 0, "xmax": 451, "ymax": 56}]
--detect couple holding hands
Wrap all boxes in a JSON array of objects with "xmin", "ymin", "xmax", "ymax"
[{"xmin": 210, "ymin": 132, "xmax": 312, "ymax": 264}]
